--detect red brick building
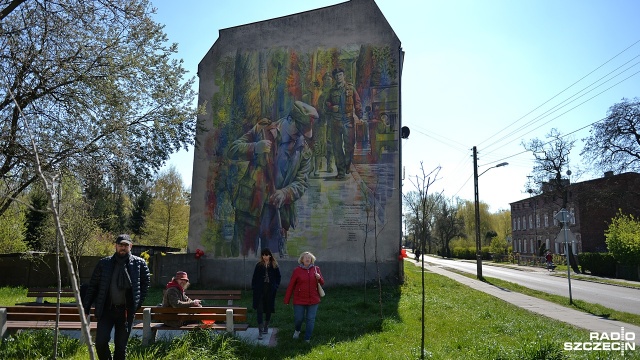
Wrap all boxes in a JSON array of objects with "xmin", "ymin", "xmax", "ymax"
[{"xmin": 510, "ymin": 172, "xmax": 640, "ymax": 255}]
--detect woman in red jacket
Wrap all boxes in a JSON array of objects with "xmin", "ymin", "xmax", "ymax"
[{"xmin": 284, "ymin": 251, "xmax": 324, "ymax": 343}]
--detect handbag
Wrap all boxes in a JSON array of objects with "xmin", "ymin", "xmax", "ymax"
[{"xmin": 315, "ymin": 267, "xmax": 325, "ymax": 297}]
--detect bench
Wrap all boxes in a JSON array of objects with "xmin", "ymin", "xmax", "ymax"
[
  {"xmin": 0, "ymin": 306, "xmax": 97, "ymax": 339},
  {"xmin": 172, "ymin": 290, "xmax": 242, "ymax": 306},
  {"xmin": 26, "ymin": 287, "xmax": 76, "ymax": 304},
  {"xmin": 132, "ymin": 306, "xmax": 248, "ymax": 345}
]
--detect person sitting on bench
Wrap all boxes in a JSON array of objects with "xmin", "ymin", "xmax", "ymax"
[{"xmin": 162, "ymin": 271, "xmax": 202, "ymax": 327}]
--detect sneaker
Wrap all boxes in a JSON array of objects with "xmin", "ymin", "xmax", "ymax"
[{"xmin": 293, "ymin": 330, "xmax": 300, "ymax": 339}]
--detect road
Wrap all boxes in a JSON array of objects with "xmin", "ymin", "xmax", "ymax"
[{"xmin": 420, "ymin": 255, "xmax": 640, "ymax": 315}]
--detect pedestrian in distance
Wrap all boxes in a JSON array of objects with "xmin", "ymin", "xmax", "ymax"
[
  {"xmin": 83, "ymin": 234, "xmax": 150, "ymax": 360},
  {"xmin": 251, "ymin": 248, "xmax": 281, "ymax": 340},
  {"xmin": 284, "ymin": 251, "xmax": 324, "ymax": 343},
  {"xmin": 162, "ymin": 271, "xmax": 202, "ymax": 327}
]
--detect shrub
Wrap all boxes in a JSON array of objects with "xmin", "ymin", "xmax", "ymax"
[
  {"xmin": 578, "ymin": 252, "xmax": 617, "ymax": 277},
  {"xmin": 605, "ymin": 210, "xmax": 640, "ymax": 265}
]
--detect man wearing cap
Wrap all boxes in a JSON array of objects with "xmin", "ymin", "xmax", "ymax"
[
  {"xmin": 83, "ymin": 234, "xmax": 150, "ymax": 360},
  {"xmin": 227, "ymin": 100, "xmax": 317, "ymax": 257},
  {"xmin": 324, "ymin": 68, "xmax": 362, "ymax": 180},
  {"xmin": 162, "ymin": 271, "xmax": 202, "ymax": 327}
]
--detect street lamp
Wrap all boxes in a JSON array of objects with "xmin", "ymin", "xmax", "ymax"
[{"xmin": 473, "ymin": 145, "xmax": 508, "ymax": 280}]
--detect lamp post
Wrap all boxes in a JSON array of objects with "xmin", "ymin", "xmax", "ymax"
[{"xmin": 473, "ymin": 145, "xmax": 508, "ymax": 280}]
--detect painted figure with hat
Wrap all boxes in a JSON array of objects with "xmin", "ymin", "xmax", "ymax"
[
  {"xmin": 227, "ymin": 100, "xmax": 317, "ymax": 257},
  {"xmin": 162, "ymin": 271, "xmax": 202, "ymax": 327},
  {"xmin": 83, "ymin": 234, "xmax": 150, "ymax": 360},
  {"xmin": 324, "ymin": 68, "xmax": 362, "ymax": 180}
]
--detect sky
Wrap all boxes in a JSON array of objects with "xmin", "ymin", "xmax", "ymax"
[{"xmin": 153, "ymin": 0, "xmax": 640, "ymax": 212}]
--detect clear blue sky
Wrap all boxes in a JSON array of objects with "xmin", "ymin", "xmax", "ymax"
[{"xmin": 153, "ymin": 0, "xmax": 640, "ymax": 211}]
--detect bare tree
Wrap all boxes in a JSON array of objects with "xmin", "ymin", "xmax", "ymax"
[
  {"xmin": 433, "ymin": 197, "xmax": 464, "ymax": 258},
  {"xmin": 581, "ymin": 97, "xmax": 640, "ymax": 174},
  {"xmin": 522, "ymin": 128, "xmax": 579, "ymax": 272},
  {"xmin": 403, "ymin": 162, "xmax": 440, "ymax": 360}
]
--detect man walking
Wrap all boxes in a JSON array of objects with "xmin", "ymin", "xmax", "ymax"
[
  {"xmin": 324, "ymin": 68, "xmax": 362, "ymax": 180},
  {"xmin": 83, "ymin": 234, "xmax": 150, "ymax": 360}
]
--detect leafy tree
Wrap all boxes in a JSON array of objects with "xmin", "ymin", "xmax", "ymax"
[
  {"xmin": 24, "ymin": 185, "xmax": 49, "ymax": 251},
  {"xmin": 129, "ymin": 188, "xmax": 153, "ymax": 240},
  {"xmin": 142, "ymin": 166, "xmax": 189, "ymax": 248},
  {"xmin": 0, "ymin": 200, "xmax": 27, "ymax": 253},
  {"xmin": 605, "ymin": 210, "xmax": 640, "ymax": 265},
  {"xmin": 581, "ymin": 98, "xmax": 640, "ymax": 174},
  {"xmin": 433, "ymin": 198, "xmax": 464, "ymax": 258},
  {"xmin": 0, "ymin": 0, "xmax": 200, "ymax": 218}
]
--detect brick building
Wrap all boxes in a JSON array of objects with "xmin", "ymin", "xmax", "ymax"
[{"xmin": 510, "ymin": 172, "xmax": 640, "ymax": 256}]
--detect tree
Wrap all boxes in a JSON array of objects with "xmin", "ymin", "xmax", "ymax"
[
  {"xmin": 522, "ymin": 128, "xmax": 575, "ymax": 204},
  {"xmin": 129, "ymin": 188, "xmax": 153, "ymax": 240},
  {"xmin": 523, "ymin": 128, "xmax": 580, "ymax": 272},
  {"xmin": 141, "ymin": 166, "xmax": 189, "ymax": 248},
  {"xmin": 0, "ymin": 199, "xmax": 27, "ymax": 253},
  {"xmin": 0, "ymin": 0, "xmax": 200, "ymax": 218},
  {"xmin": 433, "ymin": 198, "xmax": 464, "ymax": 258},
  {"xmin": 24, "ymin": 184, "xmax": 50, "ymax": 251},
  {"xmin": 581, "ymin": 98, "xmax": 640, "ymax": 174},
  {"xmin": 605, "ymin": 210, "xmax": 640, "ymax": 265}
]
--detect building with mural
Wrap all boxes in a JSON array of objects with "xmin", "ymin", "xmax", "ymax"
[{"xmin": 186, "ymin": 0, "xmax": 404, "ymax": 288}]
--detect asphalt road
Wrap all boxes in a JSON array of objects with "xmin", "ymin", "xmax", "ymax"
[{"xmin": 420, "ymin": 255, "xmax": 640, "ymax": 315}]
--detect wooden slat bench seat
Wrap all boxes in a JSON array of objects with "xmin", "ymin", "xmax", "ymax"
[
  {"xmin": 183, "ymin": 290, "xmax": 242, "ymax": 306},
  {"xmin": 25, "ymin": 287, "xmax": 76, "ymax": 304},
  {"xmin": 132, "ymin": 306, "xmax": 248, "ymax": 345},
  {"xmin": 0, "ymin": 306, "xmax": 97, "ymax": 339}
]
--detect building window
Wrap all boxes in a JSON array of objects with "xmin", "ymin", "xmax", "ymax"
[
  {"xmin": 528, "ymin": 215, "xmax": 533, "ymax": 229},
  {"xmin": 570, "ymin": 208, "xmax": 575, "ymax": 224},
  {"xmin": 513, "ymin": 219, "xmax": 517, "ymax": 231},
  {"xmin": 517, "ymin": 218, "xmax": 521, "ymax": 231},
  {"xmin": 544, "ymin": 214, "xmax": 549, "ymax": 227},
  {"xmin": 553, "ymin": 211, "xmax": 558, "ymax": 226},
  {"xmin": 536, "ymin": 214, "xmax": 540, "ymax": 228}
]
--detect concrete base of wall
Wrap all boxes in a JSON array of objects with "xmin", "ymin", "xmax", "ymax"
[{"xmin": 152, "ymin": 253, "xmax": 402, "ymax": 289}]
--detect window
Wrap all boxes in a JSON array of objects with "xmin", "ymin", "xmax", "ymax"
[
  {"xmin": 544, "ymin": 214, "xmax": 549, "ymax": 227},
  {"xmin": 513, "ymin": 219, "xmax": 517, "ymax": 231},
  {"xmin": 536, "ymin": 214, "xmax": 540, "ymax": 228},
  {"xmin": 570, "ymin": 208, "xmax": 575, "ymax": 224},
  {"xmin": 553, "ymin": 211, "xmax": 558, "ymax": 226},
  {"xmin": 528, "ymin": 215, "xmax": 533, "ymax": 229},
  {"xmin": 517, "ymin": 218, "xmax": 521, "ymax": 231}
]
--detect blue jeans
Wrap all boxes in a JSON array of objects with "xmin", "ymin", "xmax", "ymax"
[
  {"xmin": 95, "ymin": 306, "xmax": 134, "ymax": 360},
  {"xmin": 294, "ymin": 304, "xmax": 319, "ymax": 340}
]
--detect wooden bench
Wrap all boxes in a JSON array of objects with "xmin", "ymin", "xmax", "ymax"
[
  {"xmin": 178, "ymin": 290, "xmax": 242, "ymax": 306},
  {"xmin": 0, "ymin": 306, "xmax": 97, "ymax": 339},
  {"xmin": 132, "ymin": 306, "xmax": 248, "ymax": 345},
  {"xmin": 26, "ymin": 287, "xmax": 76, "ymax": 304}
]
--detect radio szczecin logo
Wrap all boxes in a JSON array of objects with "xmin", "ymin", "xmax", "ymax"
[{"xmin": 564, "ymin": 328, "xmax": 635, "ymax": 355}]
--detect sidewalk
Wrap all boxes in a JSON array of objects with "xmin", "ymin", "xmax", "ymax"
[{"xmin": 406, "ymin": 257, "xmax": 640, "ymax": 345}]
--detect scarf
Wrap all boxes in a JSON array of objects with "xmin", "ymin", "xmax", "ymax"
[{"xmin": 165, "ymin": 280, "xmax": 184, "ymax": 292}]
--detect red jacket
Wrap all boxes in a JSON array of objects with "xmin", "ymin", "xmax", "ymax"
[{"xmin": 284, "ymin": 265, "xmax": 324, "ymax": 305}]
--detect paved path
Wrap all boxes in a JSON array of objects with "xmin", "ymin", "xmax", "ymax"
[{"xmin": 406, "ymin": 257, "xmax": 640, "ymax": 345}]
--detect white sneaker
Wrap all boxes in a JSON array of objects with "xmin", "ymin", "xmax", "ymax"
[{"xmin": 293, "ymin": 330, "xmax": 300, "ymax": 339}]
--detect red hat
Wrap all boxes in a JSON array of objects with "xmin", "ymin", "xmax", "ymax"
[{"xmin": 175, "ymin": 271, "xmax": 189, "ymax": 282}]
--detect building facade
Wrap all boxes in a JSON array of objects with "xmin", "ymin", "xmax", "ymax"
[
  {"xmin": 185, "ymin": 0, "xmax": 404, "ymax": 288},
  {"xmin": 510, "ymin": 172, "xmax": 640, "ymax": 256}
]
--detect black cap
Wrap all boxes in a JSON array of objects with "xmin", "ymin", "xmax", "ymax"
[{"xmin": 115, "ymin": 234, "xmax": 133, "ymax": 245}]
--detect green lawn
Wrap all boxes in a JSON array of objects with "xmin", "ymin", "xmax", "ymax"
[{"xmin": 0, "ymin": 262, "xmax": 638, "ymax": 359}]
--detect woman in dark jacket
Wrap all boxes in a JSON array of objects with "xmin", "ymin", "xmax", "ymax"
[
  {"xmin": 284, "ymin": 251, "xmax": 324, "ymax": 343},
  {"xmin": 251, "ymin": 248, "xmax": 281, "ymax": 340}
]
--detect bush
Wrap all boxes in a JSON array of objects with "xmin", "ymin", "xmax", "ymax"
[{"xmin": 578, "ymin": 252, "xmax": 617, "ymax": 277}]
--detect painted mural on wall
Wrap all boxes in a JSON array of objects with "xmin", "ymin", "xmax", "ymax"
[{"xmin": 200, "ymin": 44, "xmax": 399, "ymax": 259}]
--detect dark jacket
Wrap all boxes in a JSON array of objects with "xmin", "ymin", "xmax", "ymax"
[
  {"xmin": 251, "ymin": 262, "xmax": 281, "ymax": 313},
  {"xmin": 83, "ymin": 253, "xmax": 150, "ymax": 319},
  {"xmin": 284, "ymin": 265, "xmax": 324, "ymax": 306}
]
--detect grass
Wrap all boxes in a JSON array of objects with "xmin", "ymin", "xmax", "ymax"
[{"xmin": 0, "ymin": 262, "xmax": 637, "ymax": 359}]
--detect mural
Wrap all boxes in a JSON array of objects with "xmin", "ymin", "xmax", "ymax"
[{"xmin": 198, "ymin": 44, "xmax": 399, "ymax": 260}]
